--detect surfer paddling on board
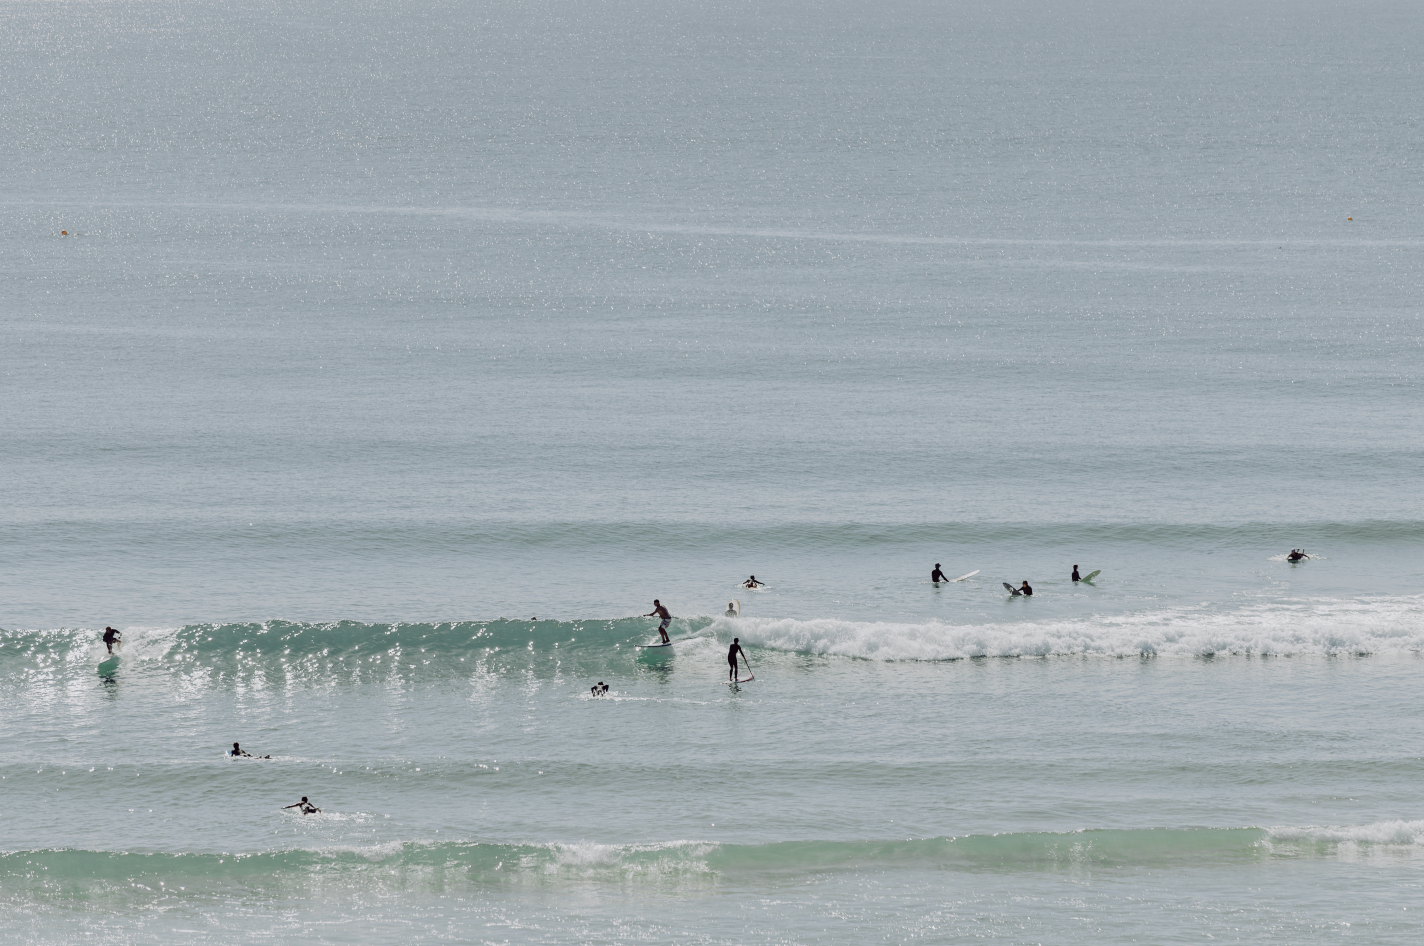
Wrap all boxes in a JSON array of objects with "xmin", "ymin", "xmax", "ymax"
[
  {"xmin": 102, "ymin": 626, "xmax": 122, "ymax": 653},
  {"xmin": 1019, "ymin": 580, "xmax": 1033, "ymax": 597},
  {"xmin": 728, "ymin": 638, "xmax": 748, "ymax": 682},
  {"xmin": 283, "ymin": 796, "xmax": 321, "ymax": 815},
  {"xmin": 1287, "ymin": 549, "xmax": 1308, "ymax": 562},
  {"xmin": 931, "ymin": 564, "xmax": 949, "ymax": 583},
  {"xmin": 644, "ymin": 600, "xmax": 672, "ymax": 643},
  {"xmin": 742, "ymin": 575, "xmax": 763, "ymax": 589}
]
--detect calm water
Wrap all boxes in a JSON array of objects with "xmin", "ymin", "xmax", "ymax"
[{"xmin": 3, "ymin": 0, "xmax": 1423, "ymax": 943}]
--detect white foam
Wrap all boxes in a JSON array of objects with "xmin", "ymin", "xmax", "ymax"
[
  {"xmin": 730, "ymin": 595, "xmax": 1424, "ymax": 660},
  {"xmin": 1266, "ymin": 820, "xmax": 1424, "ymax": 847}
]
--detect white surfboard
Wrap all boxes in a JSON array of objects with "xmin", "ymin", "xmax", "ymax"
[
  {"xmin": 725, "ymin": 599, "xmax": 741, "ymax": 617},
  {"xmin": 638, "ymin": 640, "xmax": 674, "ymax": 649},
  {"xmin": 952, "ymin": 570, "xmax": 979, "ymax": 582}
]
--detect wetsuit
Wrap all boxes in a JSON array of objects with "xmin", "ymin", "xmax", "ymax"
[
  {"xmin": 1071, "ymin": 567, "xmax": 1080, "ymax": 582},
  {"xmin": 728, "ymin": 642, "xmax": 746, "ymax": 678},
  {"xmin": 102, "ymin": 627, "xmax": 120, "ymax": 653},
  {"xmin": 1021, "ymin": 582, "xmax": 1033, "ymax": 596},
  {"xmin": 932, "ymin": 568, "xmax": 948, "ymax": 582}
]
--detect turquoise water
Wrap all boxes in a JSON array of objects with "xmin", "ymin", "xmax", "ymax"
[{"xmin": 3, "ymin": 0, "xmax": 1424, "ymax": 942}]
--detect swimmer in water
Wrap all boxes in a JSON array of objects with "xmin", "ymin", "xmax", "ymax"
[
  {"xmin": 644, "ymin": 600, "xmax": 672, "ymax": 643},
  {"xmin": 742, "ymin": 575, "xmax": 763, "ymax": 588},
  {"xmin": 728, "ymin": 638, "xmax": 748, "ymax": 682},
  {"xmin": 283, "ymin": 796, "xmax": 320, "ymax": 814},
  {"xmin": 931, "ymin": 564, "xmax": 949, "ymax": 583},
  {"xmin": 102, "ymin": 626, "xmax": 121, "ymax": 654},
  {"xmin": 1020, "ymin": 580, "xmax": 1033, "ymax": 597}
]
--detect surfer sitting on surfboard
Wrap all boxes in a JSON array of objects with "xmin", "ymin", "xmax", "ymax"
[
  {"xmin": 644, "ymin": 600, "xmax": 672, "ymax": 643},
  {"xmin": 230, "ymin": 742, "xmax": 271, "ymax": 759},
  {"xmin": 102, "ymin": 626, "xmax": 121, "ymax": 654},
  {"xmin": 728, "ymin": 638, "xmax": 747, "ymax": 682},
  {"xmin": 742, "ymin": 575, "xmax": 763, "ymax": 588}
]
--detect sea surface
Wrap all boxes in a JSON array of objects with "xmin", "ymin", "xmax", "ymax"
[{"xmin": 3, "ymin": 0, "xmax": 1423, "ymax": 942}]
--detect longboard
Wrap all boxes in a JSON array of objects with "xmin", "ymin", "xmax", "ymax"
[
  {"xmin": 952, "ymin": 570, "xmax": 979, "ymax": 582},
  {"xmin": 1081, "ymin": 570, "xmax": 1101, "ymax": 582},
  {"xmin": 727, "ymin": 672, "xmax": 755, "ymax": 685},
  {"xmin": 725, "ymin": 599, "xmax": 741, "ymax": 617},
  {"xmin": 637, "ymin": 636, "xmax": 699, "ymax": 650},
  {"xmin": 1003, "ymin": 582, "xmax": 1021, "ymax": 596}
]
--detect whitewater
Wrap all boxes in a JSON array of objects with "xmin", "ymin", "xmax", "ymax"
[{"xmin": 4, "ymin": 0, "xmax": 1424, "ymax": 942}]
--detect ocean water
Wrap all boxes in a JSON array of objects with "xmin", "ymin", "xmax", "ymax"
[{"xmin": 3, "ymin": 0, "xmax": 1424, "ymax": 942}]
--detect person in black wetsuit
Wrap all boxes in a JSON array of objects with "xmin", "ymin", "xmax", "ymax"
[
  {"xmin": 230, "ymin": 742, "xmax": 271, "ymax": 759},
  {"xmin": 1287, "ymin": 549, "xmax": 1307, "ymax": 562},
  {"xmin": 1071, "ymin": 565, "xmax": 1081, "ymax": 582},
  {"xmin": 283, "ymin": 796, "xmax": 320, "ymax": 814},
  {"xmin": 728, "ymin": 638, "xmax": 748, "ymax": 682},
  {"xmin": 932, "ymin": 564, "xmax": 949, "ymax": 583},
  {"xmin": 1019, "ymin": 580, "xmax": 1033, "ymax": 597},
  {"xmin": 742, "ymin": 576, "xmax": 763, "ymax": 588},
  {"xmin": 102, "ymin": 626, "xmax": 121, "ymax": 653}
]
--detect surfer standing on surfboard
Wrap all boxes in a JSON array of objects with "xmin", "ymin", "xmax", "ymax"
[
  {"xmin": 102, "ymin": 626, "xmax": 121, "ymax": 654},
  {"xmin": 728, "ymin": 638, "xmax": 747, "ymax": 682},
  {"xmin": 644, "ymin": 600, "xmax": 672, "ymax": 643}
]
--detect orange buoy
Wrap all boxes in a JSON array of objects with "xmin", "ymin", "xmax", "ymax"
[{"xmin": 61, "ymin": 230, "xmax": 68, "ymax": 235}]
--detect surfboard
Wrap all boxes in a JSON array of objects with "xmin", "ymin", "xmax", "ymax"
[
  {"xmin": 725, "ymin": 599, "xmax": 741, "ymax": 617},
  {"xmin": 1003, "ymin": 582, "xmax": 1021, "ymax": 596},
  {"xmin": 637, "ymin": 640, "xmax": 674, "ymax": 649},
  {"xmin": 727, "ymin": 672, "xmax": 755, "ymax": 685},
  {"xmin": 1082, "ymin": 570, "xmax": 1101, "ymax": 582},
  {"xmin": 952, "ymin": 570, "xmax": 979, "ymax": 582},
  {"xmin": 97, "ymin": 655, "xmax": 120, "ymax": 676}
]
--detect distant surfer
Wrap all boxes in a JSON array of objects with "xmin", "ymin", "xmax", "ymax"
[
  {"xmin": 931, "ymin": 564, "xmax": 949, "ymax": 583},
  {"xmin": 1071, "ymin": 565, "xmax": 1080, "ymax": 582},
  {"xmin": 742, "ymin": 575, "xmax": 763, "ymax": 588},
  {"xmin": 1019, "ymin": 580, "xmax": 1033, "ymax": 597},
  {"xmin": 591, "ymin": 682, "xmax": 609, "ymax": 696},
  {"xmin": 1287, "ymin": 549, "xmax": 1308, "ymax": 562},
  {"xmin": 102, "ymin": 626, "xmax": 122, "ymax": 654},
  {"xmin": 644, "ymin": 600, "xmax": 672, "ymax": 643},
  {"xmin": 230, "ymin": 742, "xmax": 271, "ymax": 759},
  {"xmin": 283, "ymin": 796, "xmax": 320, "ymax": 815},
  {"xmin": 728, "ymin": 638, "xmax": 748, "ymax": 682}
]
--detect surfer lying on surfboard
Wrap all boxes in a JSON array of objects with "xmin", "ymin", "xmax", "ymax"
[
  {"xmin": 644, "ymin": 600, "xmax": 672, "ymax": 642},
  {"xmin": 742, "ymin": 575, "xmax": 764, "ymax": 588},
  {"xmin": 283, "ymin": 796, "xmax": 320, "ymax": 815},
  {"xmin": 229, "ymin": 742, "xmax": 271, "ymax": 759}
]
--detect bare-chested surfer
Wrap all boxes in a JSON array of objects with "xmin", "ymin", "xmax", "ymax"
[{"xmin": 644, "ymin": 600, "xmax": 672, "ymax": 643}]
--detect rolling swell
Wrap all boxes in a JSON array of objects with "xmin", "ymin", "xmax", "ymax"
[
  {"xmin": 4, "ymin": 593, "xmax": 1423, "ymax": 690},
  {"xmin": 6, "ymin": 822, "xmax": 1422, "ymax": 896}
]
